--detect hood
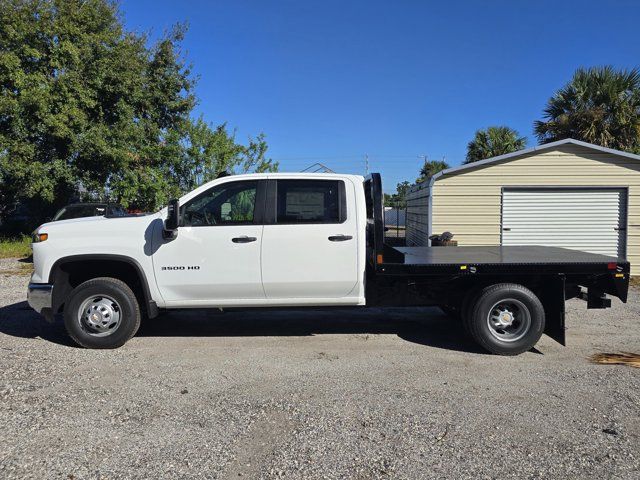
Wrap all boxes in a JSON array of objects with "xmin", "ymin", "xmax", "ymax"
[
  {"xmin": 35, "ymin": 212, "xmax": 163, "ymax": 239},
  {"xmin": 30, "ymin": 212, "xmax": 166, "ymax": 285}
]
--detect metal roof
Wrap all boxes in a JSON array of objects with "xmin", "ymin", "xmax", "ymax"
[{"xmin": 429, "ymin": 138, "xmax": 640, "ymax": 188}]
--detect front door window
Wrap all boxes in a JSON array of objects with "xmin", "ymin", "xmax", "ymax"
[{"xmin": 182, "ymin": 181, "xmax": 258, "ymax": 227}]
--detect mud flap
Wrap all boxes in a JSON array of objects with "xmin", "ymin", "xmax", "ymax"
[{"xmin": 542, "ymin": 275, "xmax": 566, "ymax": 346}]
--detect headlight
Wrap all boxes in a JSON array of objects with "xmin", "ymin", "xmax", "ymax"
[{"xmin": 32, "ymin": 232, "xmax": 48, "ymax": 243}]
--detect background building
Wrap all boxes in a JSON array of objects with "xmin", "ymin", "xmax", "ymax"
[{"xmin": 406, "ymin": 139, "xmax": 639, "ymax": 273}]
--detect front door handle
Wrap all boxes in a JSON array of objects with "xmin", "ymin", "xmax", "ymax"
[
  {"xmin": 328, "ymin": 235, "xmax": 353, "ymax": 242},
  {"xmin": 232, "ymin": 236, "xmax": 257, "ymax": 243}
]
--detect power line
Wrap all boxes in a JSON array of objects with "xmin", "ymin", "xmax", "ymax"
[
  {"xmin": 272, "ymin": 153, "xmax": 434, "ymax": 161},
  {"xmin": 271, "ymin": 154, "xmax": 364, "ymax": 160}
]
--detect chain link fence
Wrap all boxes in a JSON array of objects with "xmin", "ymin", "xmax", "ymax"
[{"xmin": 384, "ymin": 205, "xmax": 406, "ymax": 246}]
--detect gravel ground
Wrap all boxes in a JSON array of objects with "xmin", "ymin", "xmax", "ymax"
[{"xmin": 0, "ymin": 257, "xmax": 639, "ymax": 479}]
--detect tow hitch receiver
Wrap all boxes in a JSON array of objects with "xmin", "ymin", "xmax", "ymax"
[{"xmin": 579, "ymin": 289, "xmax": 612, "ymax": 309}]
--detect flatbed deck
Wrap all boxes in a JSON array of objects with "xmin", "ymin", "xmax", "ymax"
[
  {"xmin": 392, "ymin": 245, "xmax": 626, "ymax": 266},
  {"xmin": 378, "ymin": 245, "xmax": 630, "ymax": 282}
]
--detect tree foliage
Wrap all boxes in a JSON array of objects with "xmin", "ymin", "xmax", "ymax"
[
  {"xmin": 534, "ymin": 66, "xmax": 640, "ymax": 153},
  {"xmin": 465, "ymin": 126, "xmax": 526, "ymax": 164},
  {"xmin": 384, "ymin": 181, "xmax": 411, "ymax": 207},
  {"xmin": 0, "ymin": 0, "xmax": 276, "ymax": 227},
  {"xmin": 418, "ymin": 159, "xmax": 449, "ymax": 183}
]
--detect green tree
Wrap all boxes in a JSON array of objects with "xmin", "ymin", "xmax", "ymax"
[
  {"xmin": 384, "ymin": 181, "xmax": 411, "ymax": 207},
  {"xmin": 534, "ymin": 66, "xmax": 640, "ymax": 153},
  {"xmin": 177, "ymin": 119, "xmax": 278, "ymax": 193},
  {"xmin": 465, "ymin": 126, "xmax": 526, "ymax": 164},
  {"xmin": 395, "ymin": 181, "xmax": 411, "ymax": 203},
  {"xmin": 0, "ymin": 0, "xmax": 274, "ymax": 228},
  {"xmin": 417, "ymin": 159, "xmax": 450, "ymax": 183}
]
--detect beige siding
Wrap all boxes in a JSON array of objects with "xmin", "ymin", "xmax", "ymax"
[{"xmin": 431, "ymin": 144, "xmax": 640, "ymax": 274}]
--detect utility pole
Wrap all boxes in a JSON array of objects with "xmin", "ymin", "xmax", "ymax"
[{"xmin": 417, "ymin": 155, "xmax": 427, "ymax": 178}]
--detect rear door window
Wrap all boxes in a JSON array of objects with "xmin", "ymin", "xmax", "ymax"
[{"xmin": 275, "ymin": 180, "xmax": 346, "ymax": 224}]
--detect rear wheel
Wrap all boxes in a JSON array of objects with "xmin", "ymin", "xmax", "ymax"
[
  {"xmin": 460, "ymin": 286, "xmax": 481, "ymax": 336},
  {"xmin": 464, "ymin": 283, "xmax": 545, "ymax": 355},
  {"xmin": 64, "ymin": 277, "xmax": 141, "ymax": 349}
]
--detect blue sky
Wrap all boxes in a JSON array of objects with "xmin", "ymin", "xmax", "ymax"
[{"xmin": 120, "ymin": 0, "xmax": 640, "ymax": 192}]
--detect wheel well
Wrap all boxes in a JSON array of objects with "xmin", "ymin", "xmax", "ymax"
[
  {"xmin": 447, "ymin": 275, "xmax": 553, "ymax": 305},
  {"xmin": 51, "ymin": 258, "xmax": 154, "ymax": 316}
]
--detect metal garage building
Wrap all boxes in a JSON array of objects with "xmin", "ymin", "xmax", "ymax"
[{"xmin": 406, "ymin": 139, "xmax": 640, "ymax": 274}]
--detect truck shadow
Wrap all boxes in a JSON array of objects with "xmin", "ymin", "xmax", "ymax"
[
  {"xmin": 0, "ymin": 301, "xmax": 75, "ymax": 347},
  {"xmin": 0, "ymin": 301, "xmax": 486, "ymax": 354}
]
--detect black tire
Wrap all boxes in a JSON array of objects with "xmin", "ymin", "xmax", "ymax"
[
  {"xmin": 64, "ymin": 277, "xmax": 141, "ymax": 349},
  {"xmin": 460, "ymin": 286, "xmax": 482, "ymax": 337},
  {"xmin": 464, "ymin": 283, "xmax": 545, "ymax": 355}
]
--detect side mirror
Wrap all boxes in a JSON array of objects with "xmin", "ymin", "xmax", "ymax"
[{"xmin": 163, "ymin": 199, "xmax": 180, "ymax": 239}]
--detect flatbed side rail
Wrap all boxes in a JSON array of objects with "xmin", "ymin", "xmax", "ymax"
[
  {"xmin": 379, "ymin": 261, "xmax": 629, "ymax": 299},
  {"xmin": 377, "ymin": 260, "xmax": 629, "ymax": 277}
]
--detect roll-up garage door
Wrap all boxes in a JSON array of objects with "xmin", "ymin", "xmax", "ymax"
[{"xmin": 501, "ymin": 188, "xmax": 627, "ymax": 258}]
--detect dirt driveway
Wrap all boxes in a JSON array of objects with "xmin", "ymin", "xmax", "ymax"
[{"xmin": 1, "ymin": 258, "xmax": 639, "ymax": 479}]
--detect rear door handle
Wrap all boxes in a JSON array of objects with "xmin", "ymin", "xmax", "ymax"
[
  {"xmin": 232, "ymin": 236, "xmax": 257, "ymax": 243},
  {"xmin": 328, "ymin": 235, "xmax": 353, "ymax": 242}
]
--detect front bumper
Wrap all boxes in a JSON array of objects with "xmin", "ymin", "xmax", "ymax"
[{"xmin": 27, "ymin": 283, "xmax": 54, "ymax": 322}]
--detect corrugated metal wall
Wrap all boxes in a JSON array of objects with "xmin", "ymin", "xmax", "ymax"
[{"xmin": 406, "ymin": 182, "xmax": 429, "ymax": 246}]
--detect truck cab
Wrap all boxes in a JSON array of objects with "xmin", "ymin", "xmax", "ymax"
[{"xmin": 151, "ymin": 173, "xmax": 367, "ymax": 307}]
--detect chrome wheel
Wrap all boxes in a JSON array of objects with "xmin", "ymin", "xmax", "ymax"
[
  {"xmin": 78, "ymin": 295, "xmax": 122, "ymax": 337},
  {"xmin": 486, "ymin": 298, "xmax": 531, "ymax": 342}
]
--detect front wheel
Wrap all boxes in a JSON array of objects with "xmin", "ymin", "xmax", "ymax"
[
  {"xmin": 64, "ymin": 277, "xmax": 141, "ymax": 349},
  {"xmin": 464, "ymin": 283, "xmax": 545, "ymax": 355}
]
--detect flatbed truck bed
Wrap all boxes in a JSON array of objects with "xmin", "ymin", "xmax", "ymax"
[
  {"xmin": 364, "ymin": 174, "xmax": 630, "ymax": 351},
  {"xmin": 383, "ymin": 245, "xmax": 629, "ymax": 280},
  {"xmin": 391, "ymin": 245, "xmax": 625, "ymax": 267}
]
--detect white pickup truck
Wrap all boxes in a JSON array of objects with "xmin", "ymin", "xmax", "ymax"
[{"xmin": 28, "ymin": 173, "xmax": 630, "ymax": 355}]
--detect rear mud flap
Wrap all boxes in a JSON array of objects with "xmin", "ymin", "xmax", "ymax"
[{"xmin": 542, "ymin": 275, "xmax": 566, "ymax": 346}]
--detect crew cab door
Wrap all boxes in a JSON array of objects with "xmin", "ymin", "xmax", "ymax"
[
  {"xmin": 152, "ymin": 179, "xmax": 265, "ymax": 304},
  {"xmin": 261, "ymin": 178, "xmax": 359, "ymax": 300}
]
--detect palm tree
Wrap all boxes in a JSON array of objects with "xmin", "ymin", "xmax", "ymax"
[
  {"xmin": 534, "ymin": 66, "xmax": 640, "ymax": 152},
  {"xmin": 465, "ymin": 126, "xmax": 527, "ymax": 164},
  {"xmin": 417, "ymin": 159, "xmax": 449, "ymax": 183}
]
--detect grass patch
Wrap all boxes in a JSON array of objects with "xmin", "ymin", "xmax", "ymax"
[
  {"xmin": 0, "ymin": 262, "xmax": 33, "ymax": 276},
  {"xmin": 590, "ymin": 352, "xmax": 640, "ymax": 369},
  {"xmin": 0, "ymin": 235, "xmax": 32, "ymax": 259}
]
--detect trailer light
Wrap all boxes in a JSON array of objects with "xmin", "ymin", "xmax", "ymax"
[
  {"xmin": 460, "ymin": 265, "xmax": 467, "ymax": 270},
  {"xmin": 376, "ymin": 254, "xmax": 384, "ymax": 264},
  {"xmin": 607, "ymin": 262, "xmax": 617, "ymax": 270},
  {"xmin": 32, "ymin": 233, "xmax": 48, "ymax": 243}
]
